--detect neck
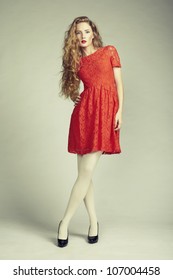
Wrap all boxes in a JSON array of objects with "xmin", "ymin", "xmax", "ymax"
[{"xmin": 82, "ymin": 45, "xmax": 97, "ymax": 57}]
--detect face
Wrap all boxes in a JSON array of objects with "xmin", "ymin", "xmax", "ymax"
[{"xmin": 76, "ymin": 22, "xmax": 94, "ymax": 48}]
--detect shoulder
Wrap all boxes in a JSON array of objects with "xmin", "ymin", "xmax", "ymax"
[
  {"xmin": 104, "ymin": 45, "xmax": 116, "ymax": 49},
  {"xmin": 104, "ymin": 45, "xmax": 118, "ymax": 52},
  {"xmin": 103, "ymin": 45, "xmax": 119, "ymax": 57},
  {"xmin": 104, "ymin": 45, "xmax": 121, "ymax": 61},
  {"xmin": 104, "ymin": 45, "xmax": 121, "ymax": 67}
]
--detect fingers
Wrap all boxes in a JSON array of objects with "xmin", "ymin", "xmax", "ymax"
[
  {"xmin": 114, "ymin": 123, "xmax": 120, "ymax": 130},
  {"xmin": 74, "ymin": 95, "xmax": 81, "ymax": 106},
  {"xmin": 114, "ymin": 120, "xmax": 122, "ymax": 130}
]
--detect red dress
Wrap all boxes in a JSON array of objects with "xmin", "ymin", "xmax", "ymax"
[{"xmin": 68, "ymin": 45, "xmax": 122, "ymax": 155}]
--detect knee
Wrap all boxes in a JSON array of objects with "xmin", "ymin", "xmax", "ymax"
[
  {"xmin": 79, "ymin": 164, "xmax": 94, "ymax": 179},
  {"xmin": 78, "ymin": 152, "xmax": 101, "ymax": 179}
]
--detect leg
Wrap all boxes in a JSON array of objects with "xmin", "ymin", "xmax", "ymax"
[
  {"xmin": 58, "ymin": 151, "xmax": 102, "ymax": 239},
  {"xmin": 77, "ymin": 155, "xmax": 98, "ymax": 236},
  {"xmin": 84, "ymin": 181, "xmax": 98, "ymax": 236}
]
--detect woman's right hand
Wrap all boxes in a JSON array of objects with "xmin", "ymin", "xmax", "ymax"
[{"xmin": 74, "ymin": 95, "xmax": 81, "ymax": 106}]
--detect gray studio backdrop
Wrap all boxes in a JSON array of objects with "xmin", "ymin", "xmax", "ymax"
[{"xmin": 0, "ymin": 0, "xmax": 173, "ymax": 259}]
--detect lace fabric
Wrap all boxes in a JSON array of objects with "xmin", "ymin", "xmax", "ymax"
[
  {"xmin": 68, "ymin": 45, "xmax": 122, "ymax": 155},
  {"xmin": 107, "ymin": 45, "xmax": 121, "ymax": 68}
]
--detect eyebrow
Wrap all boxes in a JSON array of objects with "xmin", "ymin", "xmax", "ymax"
[{"xmin": 76, "ymin": 29, "xmax": 90, "ymax": 31}]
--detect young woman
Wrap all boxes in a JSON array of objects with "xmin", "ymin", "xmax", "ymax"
[{"xmin": 58, "ymin": 16, "xmax": 124, "ymax": 247}]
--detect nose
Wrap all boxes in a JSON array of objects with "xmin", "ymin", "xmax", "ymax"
[{"xmin": 79, "ymin": 33, "xmax": 84, "ymax": 38}]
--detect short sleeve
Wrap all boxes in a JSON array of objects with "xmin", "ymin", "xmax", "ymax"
[{"xmin": 108, "ymin": 45, "xmax": 121, "ymax": 68}]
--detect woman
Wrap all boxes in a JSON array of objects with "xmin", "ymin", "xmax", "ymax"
[{"xmin": 58, "ymin": 16, "xmax": 124, "ymax": 247}]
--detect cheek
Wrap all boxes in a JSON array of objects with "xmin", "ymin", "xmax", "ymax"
[{"xmin": 88, "ymin": 34, "xmax": 93, "ymax": 40}]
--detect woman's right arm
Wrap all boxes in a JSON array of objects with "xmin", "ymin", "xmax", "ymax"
[
  {"xmin": 71, "ymin": 94, "xmax": 81, "ymax": 106},
  {"xmin": 70, "ymin": 79, "xmax": 81, "ymax": 105},
  {"xmin": 70, "ymin": 94, "xmax": 81, "ymax": 106}
]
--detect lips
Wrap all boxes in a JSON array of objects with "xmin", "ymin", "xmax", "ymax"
[{"xmin": 81, "ymin": 40, "xmax": 86, "ymax": 43}]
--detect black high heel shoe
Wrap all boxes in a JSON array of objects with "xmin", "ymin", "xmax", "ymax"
[
  {"xmin": 88, "ymin": 222, "xmax": 99, "ymax": 244},
  {"xmin": 57, "ymin": 220, "xmax": 69, "ymax": 247}
]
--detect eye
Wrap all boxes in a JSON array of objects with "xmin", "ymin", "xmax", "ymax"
[{"xmin": 76, "ymin": 31, "xmax": 90, "ymax": 35}]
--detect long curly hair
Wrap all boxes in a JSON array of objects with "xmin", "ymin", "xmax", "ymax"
[{"xmin": 58, "ymin": 16, "xmax": 103, "ymax": 102}]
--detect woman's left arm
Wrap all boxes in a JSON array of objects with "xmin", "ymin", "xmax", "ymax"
[{"xmin": 113, "ymin": 67, "xmax": 124, "ymax": 130}]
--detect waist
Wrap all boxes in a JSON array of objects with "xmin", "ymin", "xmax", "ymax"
[{"xmin": 83, "ymin": 84, "xmax": 117, "ymax": 92}]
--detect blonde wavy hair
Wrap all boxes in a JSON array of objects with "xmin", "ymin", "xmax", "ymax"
[{"xmin": 58, "ymin": 16, "xmax": 103, "ymax": 102}]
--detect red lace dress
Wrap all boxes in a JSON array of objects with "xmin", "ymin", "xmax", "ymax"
[{"xmin": 68, "ymin": 45, "xmax": 122, "ymax": 155}]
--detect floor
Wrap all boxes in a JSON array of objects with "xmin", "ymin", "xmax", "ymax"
[{"xmin": 0, "ymin": 218, "xmax": 173, "ymax": 260}]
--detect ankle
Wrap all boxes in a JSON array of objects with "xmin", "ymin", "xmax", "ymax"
[
  {"xmin": 58, "ymin": 221, "xmax": 68, "ymax": 239},
  {"xmin": 89, "ymin": 218, "xmax": 98, "ymax": 227},
  {"xmin": 61, "ymin": 219, "xmax": 69, "ymax": 228}
]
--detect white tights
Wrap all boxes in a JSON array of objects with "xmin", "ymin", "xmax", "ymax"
[{"xmin": 58, "ymin": 150, "xmax": 102, "ymax": 239}]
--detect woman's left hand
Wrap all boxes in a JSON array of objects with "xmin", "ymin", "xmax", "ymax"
[{"xmin": 114, "ymin": 110, "xmax": 122, "ymax": 131}]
